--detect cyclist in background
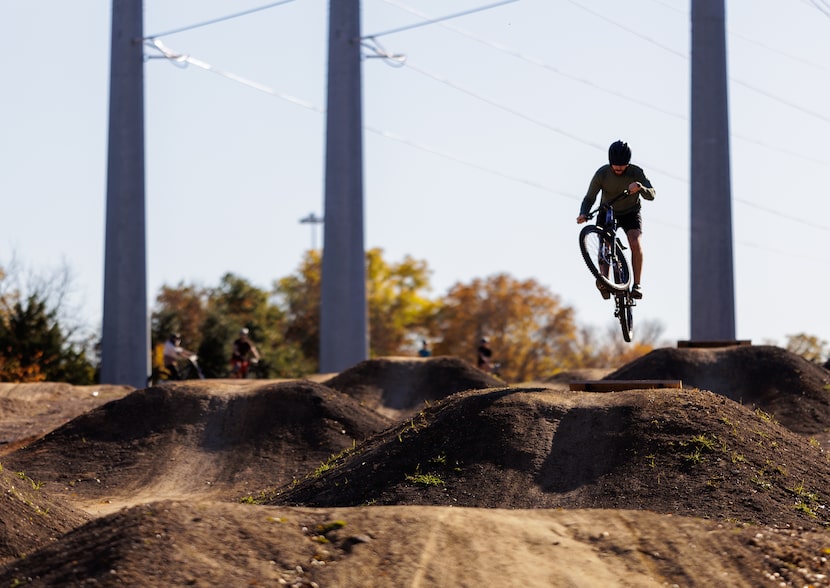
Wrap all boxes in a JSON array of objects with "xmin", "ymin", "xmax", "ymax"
[
  {"xmin": 477, "ymin": 337, "xmax": 493, "ymax": 373},
  {"xmin": 163, "ymin": 333, "xmax": 195, "ymax": 380},
  {"xmin": 230, "ymin": 328, "xmax": 260, "ymax": 378},
  {"xmin": 576, "ymin": 140, "xmax": 655, "ymax": 300}
]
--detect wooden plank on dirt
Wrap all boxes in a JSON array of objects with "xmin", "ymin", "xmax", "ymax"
[
  {"xmin": 568, "ymin": 380, "xmax": 683, "ymax": 392},
  {"xmin": 676, "ymin": 340, "xmax": 752, "ymax": 348}
]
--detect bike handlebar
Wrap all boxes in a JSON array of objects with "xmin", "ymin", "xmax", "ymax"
[{"xmin": 584, "ymin": 190, "xmax": 629, "ymax": 221}]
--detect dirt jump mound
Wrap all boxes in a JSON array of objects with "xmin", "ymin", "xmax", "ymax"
[
  {"xmin": 323, "ymin": 356, "xmax": 503, "ymax": 419},
  {"xmin": 606, "ymin": 345, "xmax": 830, "ymax": 436},
  {"xmin": 3, "ymin": 380, "xmax": 392, "ymax": 510},
  {"xmin": 269, "ymin": 385, "xmax": 830, "ymax": 530}
]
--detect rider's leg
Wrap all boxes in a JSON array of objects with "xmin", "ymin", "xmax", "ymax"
[{"xmin": 626, "ymin": 228, "xmax": 643, "ymax": 285}]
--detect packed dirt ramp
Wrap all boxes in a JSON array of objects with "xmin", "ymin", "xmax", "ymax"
[
  {"xmin": 2, "ymin": 349, "xmax": 830, "ymax": 585},
  {"xmin": 2, "ymin": 380, "xmax": 392, "ymax": 511},
  {"xmin": 323, "ymin": 356, "xmax": 503, "ymax": 419},
  {"xmin": 2, "ymin": 500, "xmax": 829, "ymax": 587},
  {"xmin": 269, "ymin": 385, "xmax": 830, "ymax": 530},
  {"xmin": 606, "ymin": 345, "xmax": 830, "ymax": 437}
]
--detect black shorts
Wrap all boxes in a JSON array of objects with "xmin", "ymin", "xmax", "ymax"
[{"xmin": 615, "ymin": 208, "xmax": 642, "ymax": 233}]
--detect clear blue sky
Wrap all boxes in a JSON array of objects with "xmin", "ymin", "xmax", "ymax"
[{"xmin": 2, "ymin": 0, "xmax": 829, "ymax": 351}]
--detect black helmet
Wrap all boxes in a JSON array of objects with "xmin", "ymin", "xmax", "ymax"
[
  {"xmin": 169, "ymin": 333, "xmax": 181, "ymax": 342},
  {"xmin": 608, "ymin": 140, "xmax": 631, "ymax": 166}
]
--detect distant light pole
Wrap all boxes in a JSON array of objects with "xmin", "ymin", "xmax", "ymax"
[{"xmin": 299, "ymin": 212, "xmax": 324, "ymax": 250}]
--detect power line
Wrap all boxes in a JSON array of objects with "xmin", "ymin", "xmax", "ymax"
[
  {"xmin": 144, "ymin": 0, "xmax": 298, "ymax": 40},
  {"xmin": 145, "ymin": 39, "xmax": 321, "ymax": 112},
  {"xmin": 147, "ymin": 38, "xmax": 830, "ymax": 235},
  {"xmin": 379, "ymin": 0, "xmax": 685, "ymax": 121},
  {"xmin": 362, "ymin": 0, "xmax": 519, "ymax": 39},
  {"xmin": 807, "ymin": 0, "xmax": 830, "ymax": 17},
  {"xmin": 563, "ymin": 0, "xmax": 830, "ymax": 128},
  {"xmin": 379, "ymin": 0, "xmax": 830, "ymax": 170},
  {"xmin": 145, "ymin": 16, "xmax": 830, "ymax": 238}
]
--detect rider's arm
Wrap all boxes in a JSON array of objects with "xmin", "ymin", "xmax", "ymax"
[
  {"xmin": 577, "ymin": 169, "xmax": 604, "ymax": 221},
  {"xmin": 631, "ymin": 167, "xmax": 655, "ymax": 201}
]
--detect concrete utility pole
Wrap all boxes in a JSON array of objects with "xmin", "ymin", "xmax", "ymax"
[
  {"xmin": 319, "ymin": 0, "xmax": 368, "ymax": 373},
  {"xmin": 690, "ymin": 0, "xmax": 736, "ymax": 340},
  {"xmin": 100, "ymin": 0, "xmax": 148, "ymax": 387}
]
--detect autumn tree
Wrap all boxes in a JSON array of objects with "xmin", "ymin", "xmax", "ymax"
[
  {"xmin": 785, "ymin": 333, "xmax": 828, "ymax": 364},
  {"xmin": 150, "ymin": 282, "xmax": 208, "ymax": 349},
  {"xmin": 585, "ymin": 319, "xmax": 666, "ymax": 368},
  {"xmin": 431, "ymin": 273, "xmax": 580, "ymax": 383}
]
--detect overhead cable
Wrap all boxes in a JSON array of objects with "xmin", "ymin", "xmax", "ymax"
[
  {"xmin": 144, "ymin": 0, "xmax": 298, "ymax": 40},
  {"xmin": 362, "ymin": 0, "xmax": 519, "ymax": 40}
]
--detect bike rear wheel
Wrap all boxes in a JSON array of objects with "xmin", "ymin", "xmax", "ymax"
[
  {"xmin": 579, "ymin": 225, "xmax": 631, "ymax": 292},
  {"xmin": 616, "ymin": 294, "xmax": 634, "ymax": 342}
]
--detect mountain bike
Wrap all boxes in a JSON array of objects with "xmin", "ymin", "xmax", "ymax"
[{"xmin": 578, "ymin": 191, "xmax": 636, "ymax": 342}]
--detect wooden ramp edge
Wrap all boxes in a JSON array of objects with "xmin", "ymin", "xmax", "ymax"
[
  {"xmin": 569, "ymin": 380, "xmax": 683, "ymax": 392},
  {"xmin": 677, "ymin": 340, "xmax": 751, "ymax": 348}
]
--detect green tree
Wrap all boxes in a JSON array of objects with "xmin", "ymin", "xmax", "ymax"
[
  {"xmin": 0, "ymin": 260, "xmax": 96, "ymax": 384},
  {"xmin": 274, "ymin": 250, "xmax": 322, "ymax": 365},
  {"xmin": 431, "ymin": 274, "xmax": 580, "ymax": 383},
  {"xmin": 0, "ymin": 291, "xmax": 95, "ymax": 384},
  {"xmin": 150, "ymin": 274, "xmax": 314, "ymax": 379},
  {"xmin": 206, "ymin": 273, "xmax": 311, "ymax": 378}
]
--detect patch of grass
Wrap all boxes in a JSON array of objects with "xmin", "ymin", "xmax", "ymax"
[
  {"xmin": 754, "ymin": 407, "xmax": 777, "ymax": 424},
  {"xmin": 789, "ymin": 481, "xmax": 819, "ymax": 502},
  {"xmin": 406, "ymin": 472, "xmax": 445, "ymax": 486},
  {"xmin": 405, "ymin": 465, "xmax": 445, "ymax": 487},
  {"xmin": 16, "ymin": 471, "xmax": 44, "ymax": 490},
  {"xmin": 765, "ymin": 459, "xmax": 788, "ymax": 477},
  {"xmin": 312, "ymin": 441, "xmax": 358, "ymax": 479},
  {"xmin": 317, "ymin": 520, "xmax": 346, "ymax": 534},
  {"xmin": 705, "ymin": 475, "xmax": 723, "ymax": 489},
  {"xmin": 680, "ymin": 433, "xmax": 717, "ymax": 464},
  {"xmin": 794, "ymin": 501, "xmax": 817, "ymax": 517},
  {"xmin": 750, "ymin": 475, "xmax": 772, "ymax": 491},
  {"xmin": 645, "ymin": 454, "xmax": 656, "ymax": 468},
  {"xmin": 430, "ymin": 453, "xmax": 447, "ymax": 466}
]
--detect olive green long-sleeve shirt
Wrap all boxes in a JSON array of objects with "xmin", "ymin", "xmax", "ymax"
[{"xmin": 579, "ymin": 164, "xmax": 656, "ymax": 217}]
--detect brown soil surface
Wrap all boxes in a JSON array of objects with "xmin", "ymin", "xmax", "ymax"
[{"xmin": 1, "ymin": 347, "xmax": 830, "ymax": 587}]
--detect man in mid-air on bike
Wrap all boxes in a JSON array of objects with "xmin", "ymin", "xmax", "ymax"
[{"xmin": 576, "ymin": 140, "xmax": 655, "ymax": 300}]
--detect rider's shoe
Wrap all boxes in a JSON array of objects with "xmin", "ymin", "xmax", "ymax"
[
  {"xmin": 631, "ymin": 283, "xmax": 643, "ymax": 299},
  {"xmin": 596, "ymin": 278, "xmax": 611, "ymax": 300}
]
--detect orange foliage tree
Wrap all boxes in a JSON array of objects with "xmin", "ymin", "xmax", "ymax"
[{"xmin": 430, "ymin": 273, "xmax": 581, "ymax": 383}]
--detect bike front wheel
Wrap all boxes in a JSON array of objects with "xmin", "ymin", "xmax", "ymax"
[{"xmin": 579, "ymin": 225, "xmax": 631, "ymax": 292}]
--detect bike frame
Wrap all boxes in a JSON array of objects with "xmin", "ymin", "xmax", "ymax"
[{"xmin": 582, "ymin": 191, "xmax": 636, "ymax": 342}]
